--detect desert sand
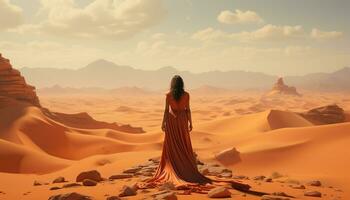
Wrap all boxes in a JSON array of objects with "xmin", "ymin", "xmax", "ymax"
[
  {"xmin": 1, "ymin": 54, "xmax": 349, "ymax": 200},
  {"xmin": 0, "ymin": 88, "xmax": 349, "ymax": 200}
]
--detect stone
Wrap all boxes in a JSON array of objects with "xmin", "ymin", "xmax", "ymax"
[
  {"xmin": 109, "ymin": 174, "xmax": 133, "ymax": 180},
  {"xmin": 76, "ymin": 170, "xmax": 102, "ymax": 182},
  {"xmin": 301, "ymin": 105, "xmax": 345, "ymax": 124},
  {"xmin": 304, "ymin": 191, "xmax": 322, "ymax": 197},
  {"xmin": 50, "ymin": 187, "xmax": 61, "ymax": 190},
  {"xmin": 106, "ymin": 196, "xmax": 121, "ymax": 200},
  {"xmin": 123, "ymin": 167, "xmax": 142, "ymax": 174},
  {"xmin": 307, "ymin": 180, "xmax": 322, "ymax": 187},
  {"xmin": 290, "ymin": 184, "xmax": 305, "ymax": 189},
  {"xmin": 62, "ymin": 183, "xmax": 81, "ymax": 188},
  {"xmin": 208, "ymin": 187, "xmax": 231, "ymax": 198},
  {"xmin": 271, "ymin": 192, "xmax": 289, "ymax": 197},
  {"xmin": 253, "ymin": 175, "xmax": 266, "ymax": 181},
  {"xmin": 154, "ymin": 191, "xmax": 177, "ymax": 200},
  {"xmin": 261, "ymin": 195, "xmax": 290, "ymax": 200},
  {"xmin": 215, "ymin": 147, "xmax": 241, "ymax": 165},
  {"xmin": 48, "ymin": 192, "xmax": 91, "ymax": 200},
  {"xmin": 265, "ymin": 178, "xmax": 273, "ymax": 182},
  {"xmin": 53, "ymin": 177, "xmax": 66, "ymax": 183},
  {"xmin": 33, "ymin": 180, "xmax": 43, "ymax": 186},
  {"xmin": 82, "ymin": 179, "xmax": 97, "ymax": 186},
  {"xmin": 118, "ymin": 185, "xmax": 137, "ymax": 197}
]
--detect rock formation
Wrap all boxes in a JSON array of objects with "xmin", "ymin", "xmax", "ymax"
[
  {"xmin": 267, "ymin": 77, "xmax": 301, "ymax": 96},
  {"xmin": 0, "ymin": 53, "xmax": 40, "ymax": 107},
  {"xmin": 300, "ymin": 104, "xmax": 345, "ymax": 124}
]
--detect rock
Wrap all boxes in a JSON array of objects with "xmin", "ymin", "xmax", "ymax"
[
  {"xmin": 109, "ymin": 174, "xmax": 133, "ymax": 180},
  {"xmin": 154, "ymin": 191, "xmax": 177, "ymax": 200},
  {"xmin": 265, "ymin": 178, "xmax": 273, "ymax": 182},
  {"xmin": 123, "ymin": 167, "xmax": 142, "ymax": 174},
  {"xmin": 53, "ymin": 177, "xmax": 66, "ymax": 183},
  {"xmin": 76, "ymin": 170, "xmax": 102, "ymax": 182},
  {"xmin": 48, "ymin": 192, "xmax": 91, "ymax": 200},
  {"xmin": 0, "ymin": 54, "xmax": 40, "ymax": 107},
  {"xmin": 261, "ymin": 195, "xmax": 290, "ymax": 200},
  {"xmin": 304, "ymin": 191, "xmax": 322, "ymax": 197},
  {"xmin": 33, "ymin": 180, "xmax": 48, "ymax": 186},
  {"xmin": 232, "ymin": 175, "xmax": 249, "ymax": 180},
  {"xmin": 290, "ymin": 184, "xmax": 305, "ymax": 189},
  {"xmin": 118, "ymin": 185, "xmax": 137, "ymax": 197},
  {"xmin": 253, "ymin": 176, "xmax": 266, "ymax": 181},
  {"xmin": 159, "ymin": 182, "xmax": 176, "ymax": 191},
  {"xmin": 301, "ymin": 105, "xmax": 345, "ymax": 124},
  {"xmin": 33, "ymin": 180, "xmax": 43, "ymax": 186},
  {"xmin": 62, "ymin": 183, "xmax": 81, "ymax": 188},
  {"xmin": 198, "ymin": 166, "xmax": 209, "ymax": 175},
  {"xmin": 208, "ymin": 187, "xmax": 231, "ymax": 198},
  {"xmin": 215, "ymin": 147, "xmax": 241, "ymax": 165},
  {"xmin": 217, "ymin": 172, "xmax": 232, "ymax": 178},
  {"xmin": 267, "ymin": 77, "xmax": 301, "ymax": 96},
  {"xmin": 307, "ymin": 180, "xmax": 322, "ymax": 187},
  {"xmin": 50, "ymin": 187, "xmax": 61, "ymax": 190},
  {"xmin": 271, "ymin": 192, "xmax": 289, "ymax": 197},
  {"xmin": 106, "ymin": 196, "xmax": 121, "ymax": 200},
  {"xmin": 82, "ymin": 179, "xmax": 97, "ymax": 186}
]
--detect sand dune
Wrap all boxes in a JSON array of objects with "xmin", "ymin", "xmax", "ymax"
[{"xmin": 1, "ymin": 91, "xmax": 349, "ymax": 199}]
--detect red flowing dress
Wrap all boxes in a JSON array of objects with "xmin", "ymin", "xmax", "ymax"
[{"xmin": 148, "ymin": 92, "xmax": 212, "ymax": 186}]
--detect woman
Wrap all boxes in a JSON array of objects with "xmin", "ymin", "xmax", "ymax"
[
  {"xmin": 144, "ymin": 75, "xmax": 255, "ymax": 194},
  {"xmin": 147, "ymin": 75, "xmax": 212, "ymax": 187}
]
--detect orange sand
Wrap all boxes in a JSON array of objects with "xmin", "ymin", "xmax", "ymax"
[{"xmin": 0, "ymin": 89, "xmax": 349, "ymax": 199}]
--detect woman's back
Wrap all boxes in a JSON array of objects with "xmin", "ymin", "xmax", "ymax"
[{"xmin": 166, "ymin": 92, "xmax": 189, "ymax": 111}]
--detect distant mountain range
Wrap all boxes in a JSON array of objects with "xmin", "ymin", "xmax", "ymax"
[{"xmin": 19, "ymin": 59, "xmax": 350, "ymax": 91}]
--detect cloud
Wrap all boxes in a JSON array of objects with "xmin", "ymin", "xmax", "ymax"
[
  {"xmin": 192, "ymin": 24, "xmax": 305, "ymax": 42},
  {"xmin": 0, "ymin": 0, "xmax": 23, "ymax": 30},
  {"xmin": 13, "ymin": 0, "xmax": 166, "ymax": 39},
  {"xmin": 311, "ymin": 28, "xmax": 343, "ymax": 40},
  {"xmin": 217, "ymin": 9, "xmax": 263, "ymax": 24}
]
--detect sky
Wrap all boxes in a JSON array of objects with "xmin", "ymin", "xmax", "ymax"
[{"xmin": 0, "ymin": 0, "xmax": 349, "ymax": 76}]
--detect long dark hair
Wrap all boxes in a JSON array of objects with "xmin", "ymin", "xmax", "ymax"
[{"xmin": 170, "ymin": 75, "xmax": 185, "ymax": 101}]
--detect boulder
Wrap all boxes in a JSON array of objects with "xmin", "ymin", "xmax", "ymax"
[
  {"xmin": 53, "ymin": 177, "xmax": 66, "ymax": 183},
  {"xmin": 106, "ymin": 196, "xmax": 121, "ymax": 200},
  {"xmin": 290, "ymin": 184, "xmax": 305, "ymax": 189},
  {"xmin": 304, "ymin": 191, "xmax": 322, "ymax": 197},
  {"xmin": 301, "ymin": 105, "xmax": 345, "ymax": 124},
  {"xmin": 50, "ymin": 187, "xmax": 61, "ymax": 190},
  {"xmin": 48, "ymin": 192, "xmax": 91, "ymax": 200},
  {"xmin": 82, "ymin": 179, "xmax": 97, "ymax": 186},
  {"xmin": 215, "ymin": 147, "xmax": 241, "ymax": 165},
  {"xmin": 208, "ymin": 187, "xmax": 231, "ymax": 198},
  {"xmin": 62, "ymin": 183, "xmax": 81, "ymax": 188},
  {"xmin": 307, "ymin": 180, "xmax": 322, "ymax": 187},
  {"xmin": 118, "ymin": 185, "xmax": 137, "ymax": 197},
  {"xmin": 76, "ymin": 170, "xmax": 102, "ymax": 182},
  {"xmin": 109, "ymin": 174, "xmax": 133, "ymax": 180},
  {"xmin": 154, "ymin": 191, "xmax": 177, "ymax": 200},
  {"xmin": 261, "ymin": 195, "xmax": 290, "ymax": 200}
]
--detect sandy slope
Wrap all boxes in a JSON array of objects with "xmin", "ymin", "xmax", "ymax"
[{"xmin": 0, "ymin": 92, "xmax": 349, "ymax": 199}]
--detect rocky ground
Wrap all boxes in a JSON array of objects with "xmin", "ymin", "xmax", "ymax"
[{"xmin": 23, "ymin": 157, "xmax": 344, "ymax": 200}]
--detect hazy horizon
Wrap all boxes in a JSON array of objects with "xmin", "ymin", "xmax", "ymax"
[{"xmin": 1, "ymin": 0, "xmax": 349, "ymax": 76}]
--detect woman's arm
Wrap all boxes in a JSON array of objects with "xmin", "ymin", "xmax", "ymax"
[
  {"xmin": 186, "ymin": 94, "xmax": 193, "ymax": 132},
  {"xmin": 161, "ymin": 95, "xmax": 169, "ymax": 132}
]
